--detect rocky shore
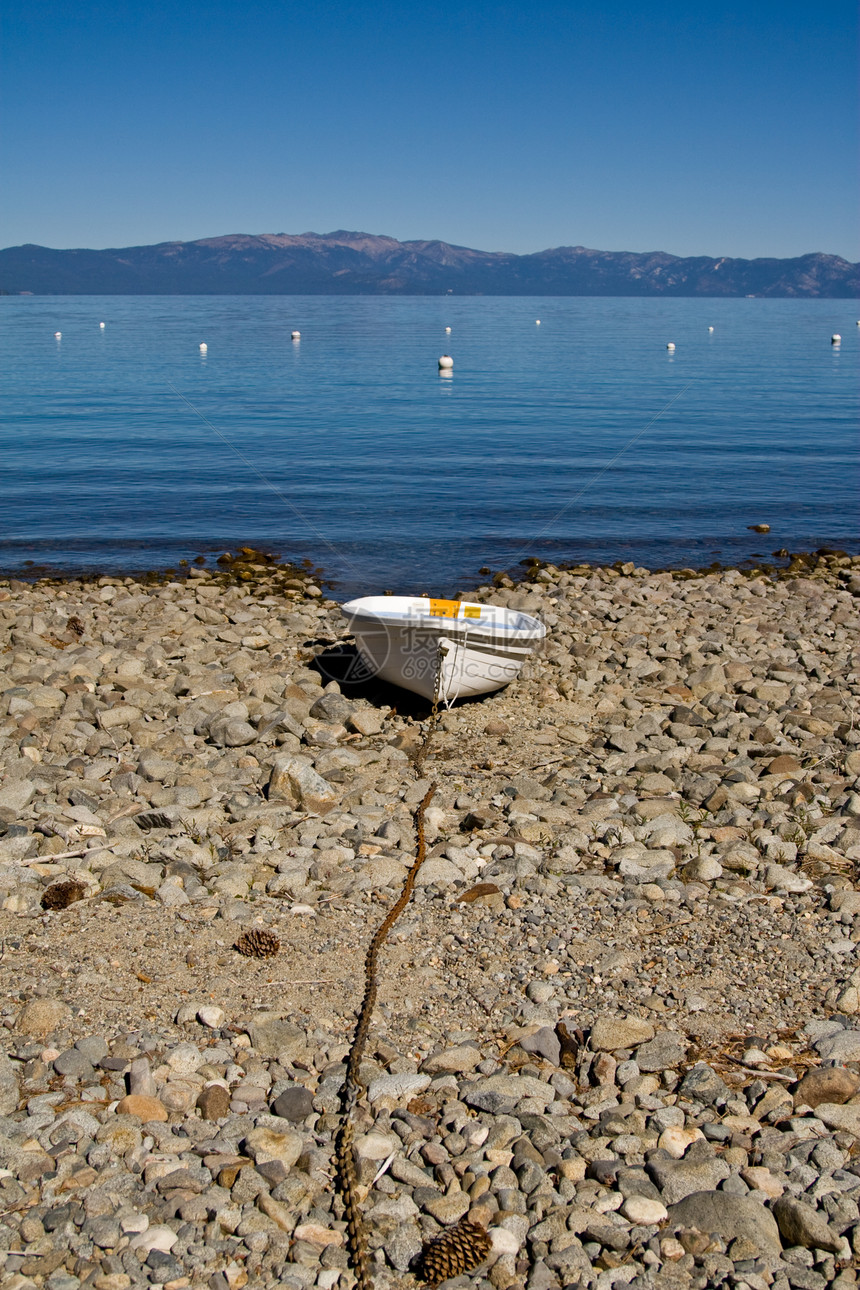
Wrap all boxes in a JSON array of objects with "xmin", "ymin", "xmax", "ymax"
[{"xmin": 1, "ymin": 551, "xmax": 860, "ymax": 1290}]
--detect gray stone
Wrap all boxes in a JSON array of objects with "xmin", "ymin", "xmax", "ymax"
[
  {"xmin": 271, "ymin": 1086, "xmax": 315, "ymax": 1122},
  {"xmin": 719, "ymin": 841, "xmax": 761, "ymax": 873},
  {"xmin": 678, "ymin": 1063, "xmax": 729, "ymax": 1105},
  {"xmin": 268, "ymin": 755, "xmax": 337, "ymax": 814},
  {"xmin": 773, "ymin": 1195, "xmax": 843, "ymax": 1253},
  {"xmin": 765, "ymin": 863, "xmax": 813, "ymax": 893},
  {"xmin": 244, "ymin": 1125, "xmax": 303, "ymax": 1169},
  {"xmin": 0, "ymin": 1052, "xmax": 19, "ymax": 1115},
  {"xmin": 0, "ymin": 778, "xmax": 36, "ymax": 813},
  {"xmin": 128, "ymin": 1057, "xmax": 156, "ymax": 1097},
  {"xmin": 816, "ymin": 1030, "xmax": 860, "ymax": 1063},
  {"xmin": 591, "ymin": 1015, "xmax": 655, "ymax": 1051},
  {"xmin": 390, "ymin": 1156, "xmax": 436, "ymax": 1189},
  {"xmin": 617, "ymin": 849, "xmax": 676, "ymax": 880},
  {"xmin": 519, "ymin": 1026, "xmax": 561, "ymax": 1066},
  {"xmin": 527, "ymin": 1260, "xmax": 558, "ymax": 1290},
  {"xmin": 17, "ymin": 997, "xmax": 72, "ymax": 1037},
  {"xmin": 526, "ymin": 981, "xmax": 555, "ymax": 1005},
  {"xmin": 0, "ymin": 833, "xmax": 37, "ymax": 861},
  {"xmin": 136, "ymin": 752, "xmax": 176, "ymax": 782},
  {"xmin": 638, "ymin": 814, "xmax": 694, "ymax": 848},
  {"xmin": 545, "ymin": 1242, "xmax": 592, "ymax": 1276},
  {"xmin": 683, "ymin": 854, "xmax": 723, "ymax": 882},
  {"xmin": 649, "ymin": 1148, "xmax": 730, "ymax": 1203},
  {"xmin": 688, "ymin": 662, "xmax": 727, "ymax": 694},
  {"xmin": 86, "ymin": 1214, "xmax": 121, "ymax": 1248},
  {"xmin": 74, "ymin": 1035, "xmax": 108, "ymax": 1063},
  {"xmin": 146, "ymin": 1250, "xmax": 183, "ymax": 1281},
  {"xmin": 667, "ymin": 1190, "xmax": 781, "ymax": 1256},
  {"xmin": 421, "ymin": 1192, "xmax": 471, "ymax": 1224},
  {"xmin": 51, "ymin": 1107, "xmax": 101, "ymax": 1142},
  {"xmin": 165, "ymin": 1041, "xmax": 204, "ymax": 1077},
  {"xmin": 635, "ymin": 1030, "xmax": 687, "ymax": 1072},
  {"xmin": 469, "ymin": 1073, "xmax": 555, "ymax": 1108},
  {"xmin": 209, "ymin": 717, "xmax": 257, "ymax": 747},
  {"xmin": 99, "ymin": 858, "xmax": 164, "ymax": 888},
  {"xmin": 421, "ymin": 1045, "xmax": 483, "ymax": 1075},
  {"xmin": 382, "ymin": 1221, "xmax": 423, "ymax": 1272},
  {"xmin": 607, "ymin": 729, "xmax": 638, "ymax": 754},
  {"xmin": 461, "ymin": 1087, "xmax": 516, "ymax": 1115},
  {"xmin": 247, "ymin": 1016, "xmax": 309, "ymax": 1063},
  {"xmin": 367, "ymin": 1073, "xmax": 431, "ymax": 1104},
  {"xmin": 415, "ymin": 857, "xmax": 466, "ymax": 888},
  {"xmin": 348, "ymin": 709, "xmax": 385, "ymax": 737},
  {"xmin": 53, "ymin": 1048, "xmax": 95, "ymax": 1080},
  {"xmin": 309, "ymin": 693, "xmax": 355, "ymax": 725},
  {"xmin": 811, "ymin": 1102, "xmax": 860, "ymax": 1139}
]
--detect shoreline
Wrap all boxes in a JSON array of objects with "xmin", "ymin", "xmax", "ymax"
[
  {"xmin": 1, "ymin": 561, "xmax": 860, "ymax": 1287},
  {"xmin": 2, "ymin": 542, "xmax": 859, "ymax": 601}
]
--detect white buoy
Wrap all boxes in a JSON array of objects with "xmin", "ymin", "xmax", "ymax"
[
  {"xmin": 708, "ymin": 326, "xmax": 714, "ymax": 332},
  {"xmin": 99, "ymin": 322, "xmax": 105, "ymax": 329},
  {"xmin": 445, "ymin": 326, "xmax": 451, "ymax": 333},
  {"xmin": 199, "ymin": 342, "xmax": 207, "ymax": 353},
  {"xmin": 535, "ymin": 319, "xmax": 541, "ymax": 325},
  {"xmin": 291, "ymin": 330, "xmax": 301, "ymax": 340},
  {"xmin": 438, "ymin": 354, "xmax": 453, "ymax": 369},
  {"xmin": 666, "ymin": 342, "xmax": 675, "ymax": 351},
  {"xmin": 54, "ymin": 331, "xmax": 61, "ymax": 338},
  {"xmin": 832, "ymin": 333, "xmax": 841, "ymax": 344}
]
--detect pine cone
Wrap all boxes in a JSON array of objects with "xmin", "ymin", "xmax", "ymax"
[
  {"xmin": 235, "ymin": 929, "xmax": 280, "ymax": 959},
  {"xmin": 419, "ymin": 1219, "xmax": 492, "ymax": 1285},
  {"xmin": 41, "ymin": 880, "xmax": 87, "ymax": 911}
]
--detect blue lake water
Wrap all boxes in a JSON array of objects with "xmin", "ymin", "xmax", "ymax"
[{"xmin": 1, "ymin": 295, "xmax": 857, "ymax": 597}]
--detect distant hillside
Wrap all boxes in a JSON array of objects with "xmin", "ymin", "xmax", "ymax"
[{"xmin": 1, "ymin": 231, "xmax": 858, "ymax": 296}]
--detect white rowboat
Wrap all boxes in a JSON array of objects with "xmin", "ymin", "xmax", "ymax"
[{"xmin": 340, "ymin": 595, "xmax": 546, "ymax": 704}]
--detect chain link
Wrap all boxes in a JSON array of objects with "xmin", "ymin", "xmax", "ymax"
[
  {"xmin": 334, "ymin": 638, "xmax": 456, "ymax": 1288},
  {"xmin": 335, "ymin": 777, "xmax": 438, "ymax": 1290},
  {"xmin": 413, "ymin": 640, "xmax": 445, "ymax": 774}
]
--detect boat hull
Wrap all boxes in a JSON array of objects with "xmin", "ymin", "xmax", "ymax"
[{"xmin": 340, "ymin": 596, "xmax": 545, "ymax": 703}]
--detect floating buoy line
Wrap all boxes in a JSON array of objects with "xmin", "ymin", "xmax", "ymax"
[{"xmin": 46, "ymin": 318, "xmax": 858, "ymax": 378}]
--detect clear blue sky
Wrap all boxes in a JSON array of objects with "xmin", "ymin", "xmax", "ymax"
[{"xmin": 2, "ymin": 0, "xmax": 857, "ymax": 259}]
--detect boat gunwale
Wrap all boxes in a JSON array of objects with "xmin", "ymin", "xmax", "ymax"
[{"xmin": 341, "ymin": 596, "xmax": 546, "ymax": 641}]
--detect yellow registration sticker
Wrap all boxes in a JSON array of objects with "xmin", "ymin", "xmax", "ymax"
[
  {"xmin": 429, "ymin": 599, "xmax": 461, "ymax": 618},
  {"xmin": 463, "ymin": 606, "xmax": 481, "ymax": 619}
]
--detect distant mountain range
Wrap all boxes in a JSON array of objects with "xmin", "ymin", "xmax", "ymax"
[{"xmin": 2, "ymin": 231, "xmax": 858, "ymax": 296}]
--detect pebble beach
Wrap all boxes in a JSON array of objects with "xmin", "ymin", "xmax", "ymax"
[{"xmin": 1, "ymin": 550, "xmax": 860, "ymax": 1290}]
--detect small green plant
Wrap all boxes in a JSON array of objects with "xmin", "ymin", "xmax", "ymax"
[
  {"xmin": 215, "ymin": 825, "xmax": 239, "ymax": 862},
  {"xmin": 677, "ymin": 800, "xmax": 704, "ymax": 827},
  {"xmin": 184, "ymin": 817, "xmax": 205, "ymax": 845},
  {"xmin": 789, "ymin": 803, "xmax": 813, "ymax": 839}
]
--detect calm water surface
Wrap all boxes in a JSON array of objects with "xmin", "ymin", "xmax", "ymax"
[{"xmin": 1, "ymin": 295, "xmax": 857, "ymax": 596}]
